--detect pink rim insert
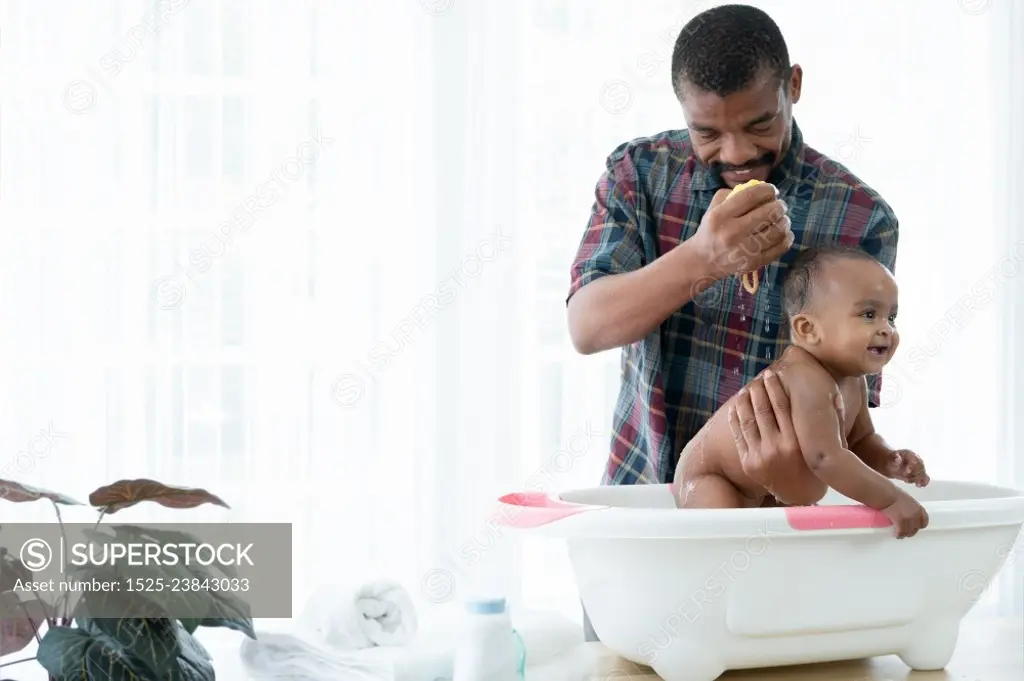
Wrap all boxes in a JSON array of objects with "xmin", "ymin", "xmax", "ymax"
[
  {"xmin": 496, "ymin": 491, "xmax": 602, "ymax": 528},
  {"xmin": 785, "ymin": 504, "xmax": 892, "ymax": 530}
]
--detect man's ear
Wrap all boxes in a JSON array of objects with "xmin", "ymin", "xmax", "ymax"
[
  {"xmin": 788, "ymin": 64, "xmax": 802, "ymax": 104},
  {"xmin": 790, "ymin": 312, "xmax": 818, "ymax": 344}
]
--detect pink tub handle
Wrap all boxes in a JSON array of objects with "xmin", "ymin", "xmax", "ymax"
[
  {"xmin": 496, "ymin": 491, "xmax": 603, "ymax": 528},
  {"xmin": 784, "ymin": 504, "xmax": 892, "ymax": 530}
]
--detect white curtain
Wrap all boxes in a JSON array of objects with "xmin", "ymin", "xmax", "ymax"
[
  {"xmin": 0, "ymin": 2, "xmax": 1021, "ymax": 670},
  {"xmin": 992, "ymin": 0, "xmax": 1024, "ymax": 615}
]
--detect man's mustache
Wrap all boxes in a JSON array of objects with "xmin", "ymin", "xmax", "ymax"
[{"xmin": 712, "ymin": 152, "xmax": 776, "ymax": 174}]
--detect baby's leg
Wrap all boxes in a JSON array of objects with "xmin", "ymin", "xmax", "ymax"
[
  {"xmin": 674, "ymin": 473, "xmax": 749, "ymax": 509},
  {"xmin": 760, "ymin": 495, "xmax": 820, "ymax": 508}
]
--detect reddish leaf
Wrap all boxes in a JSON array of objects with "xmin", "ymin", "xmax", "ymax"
[
  {"xmin": 0, "ymin": 592, "xmax": 47, "ymax": 655},
  {"xmin": 89, "ymin": 478, "xmax": 230, "ymax": 514},
  {"xmin": 0, "ymin": 480, "xmax": 81, "ymax": 505}
]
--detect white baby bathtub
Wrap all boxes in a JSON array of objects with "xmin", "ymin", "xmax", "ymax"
[{"xmin": 495, "ymin": 480, "xmax": 1024, "ymax": 681}]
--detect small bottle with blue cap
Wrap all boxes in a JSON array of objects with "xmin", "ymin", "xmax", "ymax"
[{"xmin": 452, "ymin": 596, "xmax": 526, "ymax": 681}]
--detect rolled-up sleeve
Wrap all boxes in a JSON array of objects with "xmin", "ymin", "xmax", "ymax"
[
  {"xmin": 860, "ymin": 207, "xmax": 899, "ymax": 408},
  {"xmin": 567, "ymin": 147, "xmax": 647, "ymax": 303}
]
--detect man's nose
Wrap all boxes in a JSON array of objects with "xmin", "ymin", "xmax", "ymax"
[{"xmin": 718, "ymin": 135, "xmax": 759, "ymax": 166}]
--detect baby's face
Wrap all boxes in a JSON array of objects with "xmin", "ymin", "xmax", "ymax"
[{"xmin": 808, "ymin": 258, "xmax": 900, "ymax": 375}]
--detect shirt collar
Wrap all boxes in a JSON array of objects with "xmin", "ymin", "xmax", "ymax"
[{"xmin": 689, "ymin": 119, "xmax": 805, "ymax": 195}]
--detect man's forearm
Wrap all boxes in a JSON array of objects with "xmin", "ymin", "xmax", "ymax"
[
  {"xmin": 567, "ymin": 240, "xmax": 720, "ymax": 355},
  {"xmin": 849, "ymin": 432, "xmax": 895, "ymax": 474}
]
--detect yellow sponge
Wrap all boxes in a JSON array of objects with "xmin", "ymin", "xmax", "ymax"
[
  {"xmin": 728, "ymin": 178, "xmax": 764, "ymax": 197},
  {"xmin": 728, "ymin": 179, "xmax": 766, "ymax": 294}
]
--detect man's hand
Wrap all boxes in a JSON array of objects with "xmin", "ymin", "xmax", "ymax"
[
  {"xmin": 692, "ymin": 183, "xmax": 794, "ymax": 277},
  {"xmin": 727, "ymin": 368, "xmax": 846, "ymax": 504},
  {"xmin": 883, "ymin": 449, "xmax": 930, "ymax": 487}
]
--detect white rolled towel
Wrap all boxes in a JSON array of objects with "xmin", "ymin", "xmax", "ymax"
[
  {"xmin": 240, "ymin": 603, "xmax": 583, "ymax": 681},
  {"xmin": 239, "ymin": 632, "xmax": 394, "ymax": 680},
  {"xmin": 297, "ymin": 581, "xmax": 419, "ymax": 649}
]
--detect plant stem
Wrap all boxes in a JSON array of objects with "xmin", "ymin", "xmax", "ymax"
[
  {"xmin": 29, "ymin": 590, "xmax": 56, "ymax": 628},
  {"xmin": 17, "ymin": 600, "xmax": 45, "ymax": 646},
  {"xmin": 0, "ymin": 656, "xmax": 36, "ymax": 668},
  {"xmin": 77, "ymin": 510, "xmax": 108, "ymax": 623},
  {"xmin": 52, "ymin": 502, "xmax": 70, "ymax": 559},
  {"xmin": 51, "ymin": 501, "xmax": 73, "ymax": 621}
]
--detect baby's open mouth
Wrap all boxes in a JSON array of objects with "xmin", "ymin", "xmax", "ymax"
[{"xmin": 867, "ymin": 345, "xmax": 890, "ymax": 356}]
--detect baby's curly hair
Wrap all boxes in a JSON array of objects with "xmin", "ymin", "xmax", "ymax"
[
  {"xmin": 782, "ymin": 245, "xmax": 882, "ymax": 320},
  {"xmin": 671, "ymin": 4, "xmax": 791, "ymax": 98}
]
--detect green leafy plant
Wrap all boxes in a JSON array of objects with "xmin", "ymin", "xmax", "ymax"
[{"xmin": 0, "ymin": 478, "xmax": 257, "ymax": 681}]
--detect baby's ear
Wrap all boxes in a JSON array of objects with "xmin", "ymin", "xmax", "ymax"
[{"xmin": 790, "ymin": 313, "xmax": 817, "ymax": 343}]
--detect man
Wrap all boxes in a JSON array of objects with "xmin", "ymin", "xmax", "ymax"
[{"xmin": 565, "ymin": 5, "xmax": 898, "ymax": 640}]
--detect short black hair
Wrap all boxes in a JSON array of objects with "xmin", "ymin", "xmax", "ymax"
[
  {"xmin": 782, "ymin": 245, "xmax": 881, "ymax": 319},
  {"xmin": 671, "ymin": 4, "xmax": 791, "ymax": 98}
]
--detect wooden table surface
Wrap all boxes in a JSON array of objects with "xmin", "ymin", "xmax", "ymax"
[
  {"xmin": 571, "ymin": 616, "xmax": 1023, "ymax": 681},
  {"xmin": 16, "ymin": 615, "xmax": 1016, "ymax": 680}
]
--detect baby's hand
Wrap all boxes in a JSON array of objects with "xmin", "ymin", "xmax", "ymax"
[
  {"xmin": 881, "ymin": 490, "xmax": 929, "ymax": 538},
  {"xmin": 885, "ymin": 449, "xmax": 930, "ymax": 487}
]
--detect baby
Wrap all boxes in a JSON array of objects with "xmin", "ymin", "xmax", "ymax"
[{"xmin": 672, "ymin": 244, "xmax": 930, "ymax": 538}]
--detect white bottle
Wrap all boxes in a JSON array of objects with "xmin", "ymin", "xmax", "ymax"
[{"xmin": 452, "ymin": 597, "xmax": 525, "ymax": 681}]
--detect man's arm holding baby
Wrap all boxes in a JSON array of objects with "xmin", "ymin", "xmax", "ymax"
[{"xmin": 847, "ymin": 378, "xmax": 930, "ymax": 487}]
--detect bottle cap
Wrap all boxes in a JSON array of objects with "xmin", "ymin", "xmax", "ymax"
[{"xmin": 465, "ymin": 597, "xmax": 506, "ymax": 614}]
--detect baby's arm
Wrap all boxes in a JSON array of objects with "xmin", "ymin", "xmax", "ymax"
[
  {"xmin": 787, "ymin": 364, "xmax": 900, "ymax": 510},
  {"xmin": 846, "ymin": 377, "xmax": 894, "ymax": 472},
  {"xmin": 847, "ymin": 378, "xmax": 930, "ymax": 486}
]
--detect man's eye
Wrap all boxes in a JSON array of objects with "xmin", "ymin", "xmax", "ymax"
[{"xmin": 749, "ymin": 124, "xmax": 773, "ymax": 135}]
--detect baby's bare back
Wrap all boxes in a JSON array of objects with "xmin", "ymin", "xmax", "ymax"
[{"xmin": 674, "ymin": 348, "xmax": 860, "ymax": 508}]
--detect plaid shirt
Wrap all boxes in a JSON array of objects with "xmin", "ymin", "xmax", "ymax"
[{"xmin": 567, "ymin": 121, "xmax": 898, "ymax": 485}]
